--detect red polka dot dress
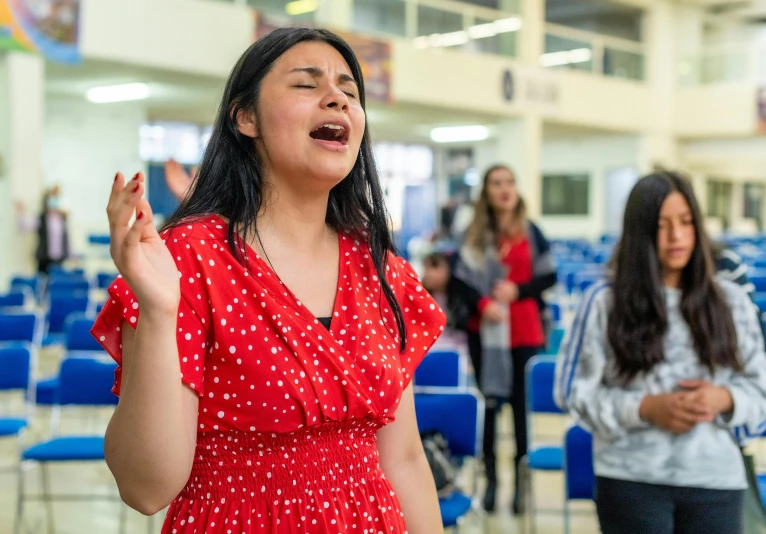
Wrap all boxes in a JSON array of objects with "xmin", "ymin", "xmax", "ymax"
[{"xmin": 91, "ymin": 216, "xmax": 446, "ymax": 533}]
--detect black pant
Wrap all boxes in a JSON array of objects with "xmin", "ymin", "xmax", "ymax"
[
  {"xmin": 37, "ymin": 258, "xmax": 62, "ymax": 275},
  {"xmin": 596, "ymin": 477, "xmax": 744, "ymax": 534},
  {"xmin": 468, "ymin": 331, "xmax": 537, "ymax": 491}
]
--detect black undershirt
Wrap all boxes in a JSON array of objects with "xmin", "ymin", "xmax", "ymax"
[{"xmin": 317, "ymin": 316, "xmax": 332, "ymax": 330}]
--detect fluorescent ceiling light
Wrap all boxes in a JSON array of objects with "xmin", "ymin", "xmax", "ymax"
[
  {"xmin": 430, "ymin": 125, "xmax": 490, "ymax": 144},
  {"xmin": 286, "ymin": 0, "xmax": 318, "ymax": 16},
  {"xmin": 86, "ymin": 83, "xmax": 150, "ymax": 104},
  {"xmin": 416, "ymin": 17, "xmax": 521, "ymax": 49},
  {"xmin": 540, "ymin": 48, "xmax": 593, "ymax": 68}
]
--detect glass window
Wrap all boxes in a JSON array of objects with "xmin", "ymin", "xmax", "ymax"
[
  {"xmin": 542, "ymin": 173, "xmax": 590, "ymax": 215},
  {"xmin": 140, "ymin": 122, "xmax": 212, "ymax": 165},
  {"xmin": 707, "ymin": 180, "xmax": 733, "ymax": 228},
  {"xmin": 353, "ymin": 0, "xmax": 407, "ymax": 37},
  {"xmin": 744, "ymin": 183, "xmax": 764, "ymax": 229}
]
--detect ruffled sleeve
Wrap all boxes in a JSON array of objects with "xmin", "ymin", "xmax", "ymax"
[
  {"xmin": 390, "ymin": 255, "xmax": 447, "ymax": 388},
  {"xmin": 91, "ymin": 234, "xmax": 209, "ymax": 395}
]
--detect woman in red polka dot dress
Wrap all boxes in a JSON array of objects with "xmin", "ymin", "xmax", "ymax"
[{"xmin": 92, "ymin": 28, "xmax": 446, "ymax": 533}]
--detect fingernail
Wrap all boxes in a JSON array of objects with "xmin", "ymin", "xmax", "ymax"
[
  {"xmin": 114, "ymin": 173, "xmax": 119, "ymax": 182},
  {"xmin": 132, "ymin": 173, "xmax": 140, "ymax": 181},
  {"xmin": 137, "ymin": 211, "xmax": 144, "ymax": 220},
  {"xmin": 132, "ymin": 183, "xmax": 140, "ymax": 193}
]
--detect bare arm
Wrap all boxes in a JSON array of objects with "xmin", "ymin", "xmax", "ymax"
[
  {"xmin": 105, "ymin": 319, "xmax": 198, "ymax": 515},
  {"xmin": 377, "ymin": 385, "xmax": 444, "ymax": 534},
  {"xmin": 102, "ymin": 172, "xmax": 198, "ymax": 515}
]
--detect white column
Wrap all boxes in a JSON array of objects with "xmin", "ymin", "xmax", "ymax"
[
  {"xmin": 494, "ymin": 116, "xmax": 543, "ymax": 219},
  {"xmin": 0, "ymin": 52, "xmax": 45, "ymax": 286},
  {"xmin": 315, "ymin": 0, "xmax": 353, "ymax": 31},
  {"xmin": 514, "ymin": 0, "xmax": 544, "ymax": 66},
  {"xmin": 640, "ymin": 3, "xmax": 678, "ymax": 173}
]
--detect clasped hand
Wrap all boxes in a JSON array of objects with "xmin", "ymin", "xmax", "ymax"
[{"xmin": 639, "ymin": 380, "xmax": 734, "ymax": 435}]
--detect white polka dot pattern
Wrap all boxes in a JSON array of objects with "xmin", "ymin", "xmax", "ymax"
[{"xmin": 91, "ymin": 216, "xmax": 446, "ymax": 533}]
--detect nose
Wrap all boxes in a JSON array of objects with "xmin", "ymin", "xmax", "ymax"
[{"xmin": 321, "ymin": 86, "xmax": 350, "ymax": 112}]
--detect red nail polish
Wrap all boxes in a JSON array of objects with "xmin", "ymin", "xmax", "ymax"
[
  {"xmin": 132, "ymin": 183, "xmax": 140, "ymax": 193},
  {"xmin": 137, "ymin": 211, "xmax": 144, "ymax": 220},
  {"xmin": 132, "ymin": 173, "xmax": 140, "ymax": 181},
  {"xmin": 114, "ymin": 173, "xmax": 119, "ymax": 182}
]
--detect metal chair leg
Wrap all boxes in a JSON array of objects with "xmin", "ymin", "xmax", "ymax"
[
  {"xmin": 119, "ymin": 503, "xmax": 128, "ymax": 534},
  {"xmin": 40, "ymin": 463, "xmax": 55, "ymax": 534},
  {"xmin": 528, "ymin": 461, "xmax": 536, "ymax": 534},
  {"xmin": 13, "ymin": 460, "xmax": 24, "ymax": 534},
  {"xmin": 564, "ymin": 501, "xmax": 570, "ymax": 534}
]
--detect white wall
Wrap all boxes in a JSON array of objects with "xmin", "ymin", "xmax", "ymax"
[
  {"xmin": 43, "ymin": 97, "xmax": 147, "ymax": 257},
  {"xmin": 537, "ymin": 134, "xmax": 642, "ymax": 239}
]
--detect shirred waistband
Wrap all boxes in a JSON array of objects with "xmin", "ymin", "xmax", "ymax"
[{"xmin": 180, "ymin": 420, "xmax": 385, "ymax": 500}]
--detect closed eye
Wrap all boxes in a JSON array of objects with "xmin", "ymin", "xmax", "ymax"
[{"xmin": 295, "ymin": 85, "xmax": 316, "ymax": 89}]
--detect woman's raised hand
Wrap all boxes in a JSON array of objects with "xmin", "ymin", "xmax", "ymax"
[{"xmin": 107, "ymin": 172, "xmax": 180, "ymax": 317}]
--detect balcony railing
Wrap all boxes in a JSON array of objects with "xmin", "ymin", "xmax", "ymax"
[
  {"xmin": 543, "ymin": 22, "xmax": 646, "ymax": 81},
  {"xmin": 678, "ymin": 43, "xmax": 766, "ymax": 86},
  {"xmin": 213, "ymin": 0, "xmax": 648, "ymax": 80}
]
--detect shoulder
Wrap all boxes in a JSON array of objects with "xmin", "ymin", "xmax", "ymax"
[
  {"xmin": 716, "ymin": 248, "xmax": 744, "ymax": 271},
  {"xmin": 578, "ymin": 281, "xmax": 613, "ymax": 321},
  {"xmin": 717, "ymin": 277, "xmax": 752, "ymax": 310},
  {"xmin": 161, "ymin": 215, "xmax": 232, "ymax": 261}
]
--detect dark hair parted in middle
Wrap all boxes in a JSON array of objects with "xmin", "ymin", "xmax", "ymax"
[{"xmin": 608, "ymin": 171, "xmax": 741, "ymax": 382}]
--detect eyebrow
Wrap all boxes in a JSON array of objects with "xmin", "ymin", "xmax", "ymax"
[{"xmin": 289, "ymin": 67, "xmax": 358, "ymax": 86}]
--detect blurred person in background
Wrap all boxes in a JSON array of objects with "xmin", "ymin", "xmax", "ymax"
[
  {"xmin": 421, "ymin": 250, "xmax": 503, "ymax": 354},
  {"xmin": 15, "ymin": 186, "xmax": 70, "ymax": 274},
  {"xmin": 458, "ymin": 164, "xmax": 556, "ymax": 513},
  {"xmin": 92, "ymin": 28, "xmax": 445, "ymax": 534},
  {"xmin": 556, "ymin": 171, "xmax": 766, "ymax": 534}
]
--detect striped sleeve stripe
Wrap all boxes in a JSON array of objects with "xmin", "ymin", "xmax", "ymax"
[{"xmin": 556, "ymin": 280, "xmax": 611, "ymax": 406}]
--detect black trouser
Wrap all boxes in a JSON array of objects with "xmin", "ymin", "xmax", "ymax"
[
  {"xmin": 596, "ymin": 477, "xmax": 744, "ymax": 534},
  {"xmin": 37, "ymin": 258, "xmax": 62, "ymax": 275},
  {"xmin": 468, "ymin": 331, "xmax": 537, "ymax": 491}
]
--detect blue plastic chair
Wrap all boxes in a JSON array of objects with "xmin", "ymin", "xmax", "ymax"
[
  {"xmin": 0, "ymin": 290, "xmax": 29, "ymax": 310},
  {"xmin": 44, "ymin": 293, "xmax": 91, "ymax": 347},
  {"xmin": 563, "ymin": 425, "xmax": 594, "ymax": 534},
  {"xmin": 0, "ymin": 311, "xmax": 44, "ymax": 347},
  {"xmin": 11, "ymin": 276, "xmax": 44, "ymax": 303},
  {"xmin": 17, "ymin": 357, "xmax": 124, "ymax": 534},
  {"xmin": 415, "ymin": 387, "xmax": 485, "ymax": 530},
  {"xmin": 47, "ymin": 279, "xmax": 91, "ymax": 296},
  {"xmin": 48, "ymin": 267, "xmax": 85, "ymax": 278},
  {"xmin": 549, "ymin": 303, "xmax": 562, "ymax": 325},
  {"xmin": 415, "ymin": 350, "xmax": 466, "ymax": 388},
  {"xmin": 751, "ymin": 273, "xmax": 766, "ymax": 293},
  {"xmin": 0, "ymin": 344, "xmax": 33, "ymax": 439},
  {"xmin": 97, "ymin": 272, "xmax": 118, "ymax": 290},
  {"xmin": 544, "ymin": 327, "xmax": 566, "ymax": 356},
  {"xmin": 37, "ymin": 315, "xmax": 103, "ymax": 408},
  {"xmin": 521, "ymin": 355, "xmax": 566, "ymax": 534}
]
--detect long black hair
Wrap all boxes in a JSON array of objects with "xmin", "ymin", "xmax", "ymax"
[
  {"xmin": 608, "ymin": 171, "xmax": 741, "ymax": 382},
  {"xmin": 161, "ymin": 27, "xmax": 407, "ymax": 350}
]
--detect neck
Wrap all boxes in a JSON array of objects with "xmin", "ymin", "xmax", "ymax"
[
  {"xmin": 256, "ymin": 176, "xmax": 333, "ymax": 253},
  {"xmin": 663, "ymin": 270, "xmax": 682, "ymax": 289},
  {"xmin": 494, "ymin": 210, "xmax": 518, "ymax": 235}
]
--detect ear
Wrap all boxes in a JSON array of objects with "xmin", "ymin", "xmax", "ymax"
[{"xmin": 235, "ymin": 108, "xmax": 258, "ymax": 138}]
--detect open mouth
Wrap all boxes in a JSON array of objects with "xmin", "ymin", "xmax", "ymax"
[{"xmin": 309, "ymin": 123, "xmax": 349, "ymax": 146}]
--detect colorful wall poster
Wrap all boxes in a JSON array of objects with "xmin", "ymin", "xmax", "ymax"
[
  {"xmin": 254, "ymin": 11, "xmax": 392, "ymax": 103},
  {"xmin": 0, "ymin": 0, "xmax": 80, "ymax": 64}
]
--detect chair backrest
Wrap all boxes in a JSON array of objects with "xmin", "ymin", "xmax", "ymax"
[
  {"xmin": 49, "ymin": 267, "xmax": 85, "ymax": 277},
  {"xmin": 0, "ymin": 311, "xmax": 43, "ymax": 345},
  {"xmin": 11, "ymin": 275, "xmax": 43, "ymax": 302},
  {"xmin": 48, "ymin": 279, "xmax": 91, "ymax": 295},
  {"xmin": 0, "ymin": 344, "xmax": 32, "ymax": 391},
  {"xmin": 96, "ymin": 272, "xmax": 117, "ymax": 290},
  {"xmin": 526, "ymin": 355, "xmax": 565, "ymax": 415},
  {"xmin": 58, "ymin": 357, "xmax": 118, "ymax": 406},
  {"xmin": 415, "ymin": 350, "xmax": 463, "ymax": 388},
  {"xmin": 565, "ymin": 425, "xmax": 594, "ymax": 500},
  {"xmin": 546, "ymin": 327, "xmax": 566, "ymax": 356},
  {"xmin": 47, "ymin": 293, "xmax": 90, "ymax": 334},
  {"xmin": 414, "ymin": 388, "xmax": 483, "ymax": 458},
  {"xmin": 65, "ymin": 314, "xmax": 101, "ymax": 352},
  {"xmin": 0, "ymin": 290, "xmax": 28, "ymax": 309}
]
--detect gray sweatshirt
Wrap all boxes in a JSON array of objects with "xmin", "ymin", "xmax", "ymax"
[{"xmin": 554, "ymin": 279, "xmax": 766, "ymax": 490}]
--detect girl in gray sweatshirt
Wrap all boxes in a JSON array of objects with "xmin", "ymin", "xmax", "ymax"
[{"xmin": 555, "ymin": 171, "xmax": 766, "ymax": 534}]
